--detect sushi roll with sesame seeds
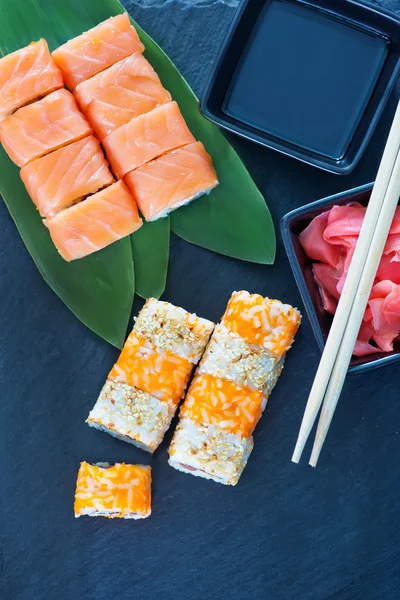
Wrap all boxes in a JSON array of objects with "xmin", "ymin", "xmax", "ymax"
[
  {"xmin": 87, "ymin": 299, "xmax": 214, "ymax": 453},
  {"xmin": 74, "ymin": 462, "xmax": 151, "ymax": 519},
  {"xmin": 168, "ymin": 291, "xmax": 301, "ymax": 485},
  {"xmin": 221, "ymin": 291, "xmax": 301, "ymax": 361},
  {"xmin": 168, "ymin": 418, "xmax": 253, "ymax": 486},
  {"xmin": 86, "ymin": 381, "xmax": 173, "ymax": 452},
  {"xmin": 198, "ymin": 323, "xmax": 284, "ymax": 401}
]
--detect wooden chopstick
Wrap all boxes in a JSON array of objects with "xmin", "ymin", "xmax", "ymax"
[
  {"xmin": 309, "ymin": 146, "xmax": 400, "ymax": 466},
  {"xmin": 292, "ymin": 98, "xmax": 400, "ymax": 464}
]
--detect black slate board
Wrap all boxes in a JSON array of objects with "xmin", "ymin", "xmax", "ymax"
[{"xmin": 1, "ymin": 1, "xmax": 400, "ymax": 599}]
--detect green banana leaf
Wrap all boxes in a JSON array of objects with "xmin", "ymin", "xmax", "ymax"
[
  {"xmin": 134, "ymin": 16, "xmax": 276, "ymax": 265},
  {"xmin": 131, "ymin": 219, "xmax": 170, "ymax": 300},
  {"xmin": 0, "ymin": 2, "xmax": 136, "ymax": 349},
  {"xmin": 0, "ymin": 0, "xmax": 276, "ymax": 349}
]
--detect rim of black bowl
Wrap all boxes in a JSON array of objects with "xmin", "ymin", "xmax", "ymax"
[
  {"xmin": 281, "ymin": 182, "xmax": 400, "ymax": 374},
  {"xmin": 199, "ymin": 0, "xmax": 400, "ymax": 175}
]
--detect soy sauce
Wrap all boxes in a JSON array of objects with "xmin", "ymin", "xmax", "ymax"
[{"xmin": 223, "ymin": 0, "xmax": 388, "ymax": 160}]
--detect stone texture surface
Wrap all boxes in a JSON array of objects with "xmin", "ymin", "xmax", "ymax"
[{"xmin": 1, "ymin": 1, "xmax": 400, "ymax": 599}]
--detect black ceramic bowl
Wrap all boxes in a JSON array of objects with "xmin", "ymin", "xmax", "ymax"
[
  {"xmin": 281, "ymin": 183, "xmax": 400, "ymax": 373},
  {"xmin": 200, "ymin": 0, "xmax": 400, "ymax": 175}
]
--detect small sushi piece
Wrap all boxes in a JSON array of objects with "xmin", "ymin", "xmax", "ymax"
[
  {"xmin": 168, "ymin": 291, "xmax": 301, "ymax": 485},
  {"xmin": 87, "ymin": 299, "xmax": 214, "ymax": 452},
  {"xmin": 168, "ymin": 417, "xmax": 253, "ymax": 486},
  {"xmin": 0, "ymin": 40, "xmax": 63, "ymax": 121},
  {"xmin": 221, "ymin": 291, "xmax": 301, "ymax": 360},
  {"xmin": 52, "ymin": 14, "xmax": 144, "ymax": 90},
  {"xmin": 20, "ymin": 135, "xmax": 114, "ymax": 217},
  {"xmin": 44, "ymin": 181, "xmax": 142, "ymax": 261},
  {"xmin": 74, "ymin": 462, "xmax": 151, "ymax": 519},
  {"xmin": 0, "ymin": 89, "xmax": 92, "ymax": 167},
  {"xmin": 125, "ymin": 142, "xmax": 218, "ymax": 221},
  {"xmin": 180, "ymin": 374, "xmax": 264, "ymax": 438},
  {"xmin": 103, "ymin": 101, "xmax": 195, "ymax": 178},
  {"xmin": 74, "ymin": 53, "xmax": 172, "ymax": 140}
]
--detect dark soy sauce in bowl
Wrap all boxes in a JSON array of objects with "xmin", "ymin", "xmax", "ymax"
[{"xmin": 223, "ymin": 0, "xmax": 388, "ymax": 161}]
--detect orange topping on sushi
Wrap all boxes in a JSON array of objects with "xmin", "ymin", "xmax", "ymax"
[
  {"xmin": 181, "ymin": 374, "xmax": 264, "ymax": 437},
  {"xmin": 109, "ymin": 333, "xmax": 192, "ymax": 405},
  {"xmin": 221, "ymin": 291, "xmax": 301, "ymax": 359},
  {"xmin": 74, "ymin": 462, "xmax": 151, "ymax": 518}
]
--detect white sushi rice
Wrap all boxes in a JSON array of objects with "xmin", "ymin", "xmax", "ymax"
[
  {"xmin": 75, "ymin": 507, "xmax": 150, "ymax": 519},
  {"xmin": 134, "ymin": 298, "xmax": 214, "ymax": 364},
  {"xmin": 198, "ymin": 323, "xmax": 284, "ymax": 396},
  {"xmin": 87, "ymin": 380, "xmax": 174, "ymax": 453},
  {"xmin": 168, "ymin": 417, "xmax": 253, "ymax": 486},
  {"xmin": 148, "ymin": 185, "xmax": 218, "ymax": 222}
]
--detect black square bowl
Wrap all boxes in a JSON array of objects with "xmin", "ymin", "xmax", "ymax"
[
  {"xmin": 200, "ymin": 0, "xmax": 400, "ymax": 175},
  {"xmin": 281, "ymin": 183, "xmax": 400, "ymax": 373}
]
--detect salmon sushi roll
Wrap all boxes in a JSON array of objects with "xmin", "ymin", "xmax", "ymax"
[
  {"xmin": 20, "ymin": 135, "xmax": 114, "ymax": 217},
  {"xmin": 168, "ymin": 417, "xmax": 253, "ymax": 486},
  {"xmin": 125, "ymin": 142, "xmax": 218, "ymax": 221},
  {"xmin": 0, "ymin": 40, "xmax": 63, "ymax": 121},
  {"xmin": 44, "ymin": 181, "xmax": 142, "ymax": 261},
  {"xmin": 74, "ymin": 462, "xmax": 151, "ymax": 519},
  {"xmin": 168, "ymin": 291, "xmax": 301, "ymax": 485},
  {"xmin": 87, "ymin": 299, "xmax": 214, "ymax": 453},
  {"xmin": 103, "ymin": 101, "xmax": 195, "ymax": 178},
  {"xmin": 74, "ymin": 53, "xmax": 171, "ymax": 140},
  {"xmin": 0, "ymin": 89, "xmax": 92, "ymax": 167},
  {"xmin": 52, "ymin": 14, "xmax": 144, "ymax": 90}
]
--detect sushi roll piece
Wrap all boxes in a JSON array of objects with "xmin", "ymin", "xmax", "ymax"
[
  {"xmin": 0, "ymin": 40, "xmax": 63, "ymax": 121},
  {"xmin": 133, "ymin": 298, "xmax": 215, "ymax": 365},
  {"xmin": 87, "ymin": 381, "xmax": 173, "ymax": 452},
  {"xmin": 44, "ymin": 181, "xmax": 142, "ymax": 261},
  {"xmin": 87, "ymin": 298, "xmax": 214, "ymax": 452},
  {"xmin": 74, "ymin": 462, "xmax": 151, "ymax": 519},
  {"xmin": 181, "ymin": 373, "xmax": 265, "ymax": 438},
  {"xmin": 0, "ymin": 89, "xmax": 92, "ymax": 167},
  {"xmin": 20, "ymin": 135, "xmax": 114, "ymax": 217},
  {"xmin": 52, "ymin": 14, "xmax": 144, "ymax": 89},
  {"xmin": 168, "ymin": 291, "xmax": 301, "ymax": 484},
  {"xmin": 103, "ymin": 101, "xmax": 195, "ymax": 178},
  {"xmin": 109, "ymin": 332, "xmax": 195, "ymax": 404},
  {"xmin": 74, "ymin": 53, "xmax": 172, "ymax": 140},
  {"xmin": 221, "ymin": 291, "xmax": 301, "ymax": 360},
  {"xmin": 168, "ymin": 417, "xmax": 253, "ymax": 486},
  {"xmin": 198, "ymin": 324, "xmax": 284, "ymax": 398},
  {"xmin": 125, "ymin": 142, "xmax": 218, "ymax": 221}
]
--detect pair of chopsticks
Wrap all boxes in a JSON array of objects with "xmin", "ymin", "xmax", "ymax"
[{"xmin": 292, "ymin": 98, "xmax": 400, "ymax": 467}]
